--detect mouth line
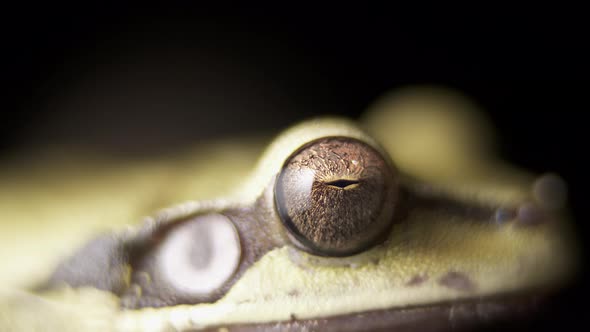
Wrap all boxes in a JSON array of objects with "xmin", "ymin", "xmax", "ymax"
[{"xmin": 200, "ymin": 292, "xmax": 550, "ymax": 332}]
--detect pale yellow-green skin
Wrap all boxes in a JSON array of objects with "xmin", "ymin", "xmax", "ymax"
[{"xmin": 0, "ymin": 87, "xmax": 577, "ymax": 331}]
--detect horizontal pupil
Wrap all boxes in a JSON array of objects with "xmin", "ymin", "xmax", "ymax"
[{"xmin": 324, "ymin": 179, "xmax": 360, "ymax": 189}]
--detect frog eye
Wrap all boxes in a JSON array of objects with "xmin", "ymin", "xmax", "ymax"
[
  {"xmin": 274, "ymin": 137, "xmax": 399, "ymax": 256},
  {"xmin": 154, "ymin": 214, "xmax": 241, "ymax": 296}
]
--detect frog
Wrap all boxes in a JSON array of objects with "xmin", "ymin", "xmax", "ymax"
[{"xmin": 0, "ymin": 87, "xmax": 578, "ymax": 331}]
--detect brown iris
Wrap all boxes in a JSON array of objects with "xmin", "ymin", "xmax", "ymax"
[{"xmin": 274, "ymin": 137, "xmax": 398, "ymax": 256}]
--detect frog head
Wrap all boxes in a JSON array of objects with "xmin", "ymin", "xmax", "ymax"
[{"xmin": 0, "ymin": 87, "xmax": 578, "ymax": 331}]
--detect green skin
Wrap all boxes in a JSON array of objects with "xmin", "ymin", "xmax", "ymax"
[{"xmin": 0, "ymin": 88, "xmax": 578, "ymax": 331}]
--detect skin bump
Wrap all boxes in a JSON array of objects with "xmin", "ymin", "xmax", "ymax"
[
  {"xmin": 406, "ymin": 275, "xmax": 429, "ymax": 287},
  {"xmin": 533, "ymin": 173, "xmax": 567, "ymax": 211},
  {"xmin": 516, "ymin": 202, "xmax": 550, "ymax": 226},
  {"xmin": 438, "ymin": 271, "xmax": 476, "ymax": 292},
  {"xmin": 494, "ymin": 207, "xmax": 517, "ymax": 225}
]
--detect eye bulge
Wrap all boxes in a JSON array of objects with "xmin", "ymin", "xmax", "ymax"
[{"xmin": 274, "ymin": 137, "xmax": 399, "ymax": 256}]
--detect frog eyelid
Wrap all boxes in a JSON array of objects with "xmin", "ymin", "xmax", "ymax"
[{"xmin": 155, "ymin": 214, "xmax": 241, "ymax": 296}]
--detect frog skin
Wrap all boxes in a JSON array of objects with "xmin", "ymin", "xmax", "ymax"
[{"xmin": 0, "ymin": 87, "xmax": 577, "ymax": 331}]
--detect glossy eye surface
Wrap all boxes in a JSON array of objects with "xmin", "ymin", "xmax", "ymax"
[{"xmin": 275, "ymin": 137, "xmax": 399, "ymax": 256}]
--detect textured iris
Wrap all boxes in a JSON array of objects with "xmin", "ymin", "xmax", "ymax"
[{"xmin": 275, "ymin": 137, "xmax": 398, "ymax": 256}]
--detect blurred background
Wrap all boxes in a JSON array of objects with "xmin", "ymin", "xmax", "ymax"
[{"xmin": 1, "ymin": 4, "xmax": 587, "ymax": 331}]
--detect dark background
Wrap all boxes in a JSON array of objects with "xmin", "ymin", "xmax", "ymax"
[{"xmin": 2, "ymin": 4, "xmax": 587, "ymax": 331}]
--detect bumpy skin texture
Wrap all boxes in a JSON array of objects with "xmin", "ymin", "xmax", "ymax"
[{"xmin": 0, "ymin": 87, "xmax": 578, "ymax": 331}]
